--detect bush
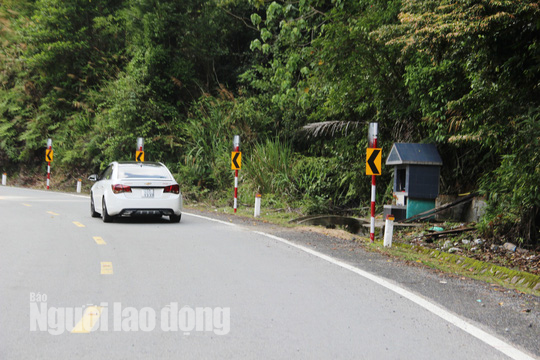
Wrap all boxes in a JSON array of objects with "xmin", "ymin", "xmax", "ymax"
[
  {"xmin": 177, "ymin": 96, "xmax": 237, "ymax": 190},
  {"xmin": 291, "ymin": 156, "xmax": 365, "ymax": 214},
  {"xmin": 243, "ymin": 138, "xmax": 294, "ymax": 195},
  {"xmin": 480, "ymin": 109, "xmax": 540, "ymax": 245}
]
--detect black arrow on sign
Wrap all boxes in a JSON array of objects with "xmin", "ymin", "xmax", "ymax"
[
  {"xmin": 46, "ymin": 150, "xmax": 52, "ymax": 162},
  {"xmin": 232, "ymin": 152, "xmax": 240, "ymax": 169},
  {"xmin": 137, "ymin": 152, "xmax": 143, "ymax": 161},
  {"xmin": 367, "ymin": 149, "xmax": 381, "ymax": 175}
]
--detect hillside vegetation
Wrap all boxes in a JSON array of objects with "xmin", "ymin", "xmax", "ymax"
[{"xmin": 0, "ymin": 0, "xmax": 539, "ymax": 245}]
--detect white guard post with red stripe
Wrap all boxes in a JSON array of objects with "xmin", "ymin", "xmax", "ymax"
[
  {"xmin": 233, "ymin": 135, "xmax": 240, "ymax": 213},
  {"xmin": 369, "ymin": 124, "xmax": 378, "ymax": 242},
  {"xmin": 46, "ymin": 138, "xmax": 52, "ymax": 190},
  {"xmin": 137, "ymin": 137, "xmax": 144, "ymax": 162},
  {"xmin": 234, "ymin": 168, "xmax": 238, "ymax": 212}
]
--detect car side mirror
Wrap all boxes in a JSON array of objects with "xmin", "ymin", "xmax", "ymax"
[{"xmin": 88, "ymin": 174, "xmax": 98, "ymax": 182}]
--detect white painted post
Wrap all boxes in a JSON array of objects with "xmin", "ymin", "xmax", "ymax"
[
  {"xmin": 1, "ymin": 173, "xmax": 6, "ymax": 186},
  {"xmin": 368, "ymin": 123, "xmax": 378, "ymax": 242},
  {"xmin": 254, "ymin": 193, "xmax": 261, "ymax": 217},
  {"xmin": 135, "ymin": 137, "xmax": 145, "ymax": 162},
  {"xmin": 233, "ymin": 135, "xmax": 240, "ymax": 214},
  {"xmin": 76, "ymin": 179, "xmax": 82, "ymax": 193},
  {"xmin": 384, "ymin": 215, "xmax": 394, "ymax": 247},
  {"xmin": 46, "ymin": 138, "xmax": 52, "ymax": 190}
]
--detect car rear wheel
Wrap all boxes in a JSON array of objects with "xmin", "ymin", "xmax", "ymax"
[
  {"xmin": 90, "ymin": 193, "xmax": 100, "ymax": 218},
  {"xmin": 102, "ymin": 197, "xmax": 114, "ymax": 223},
  {"xmin": 170, "ymin": 214, "xmax": 181, "ymax": 223}
]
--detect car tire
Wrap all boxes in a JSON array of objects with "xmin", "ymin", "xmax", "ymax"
[
  {"xmin": 170, "ymin": 214, "xmax": 181, "ymax": 223},
  {"xmin": 90, "ymin": 193, "xmax": 100, "ymax": 218},
  {"xmin": 102, "ymin": 197, "xmax": 114, "ymax": 223}
]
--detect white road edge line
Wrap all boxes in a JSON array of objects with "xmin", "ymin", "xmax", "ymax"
[
  {"xmin": 3, "ymin": 186, "xmax": 89, "ymax": 199},
  {"xmin": 182, "ymin": 212, "xmax": 534, "ymax": 360},
  {"xmin": 183, "ymin": 212, "xmax": 236, "ymax": 227},
  {"xmin": 253, "ymin": 231, "xmax": 535, "ymax": 360}
]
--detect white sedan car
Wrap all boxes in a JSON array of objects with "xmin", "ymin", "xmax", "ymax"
[{"xmin": 88, "ymin": 161, "xmax": 182, "ymax": 223}]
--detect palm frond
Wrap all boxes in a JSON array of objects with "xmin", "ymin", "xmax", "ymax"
[{"xmin": 299, "ymin": 120, "xmax": 364, "ymax": 139}]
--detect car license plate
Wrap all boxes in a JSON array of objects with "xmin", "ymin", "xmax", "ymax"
[{"xmin": 142, "ymin": 189, "xmax": 154, "ymax": 198}]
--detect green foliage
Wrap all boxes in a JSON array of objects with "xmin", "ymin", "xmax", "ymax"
[
  {"xmin": 177, "ymin": 95, "xmax": 237, "ymax": 190},
  {"xmin": 1, "ymin": 0, "xmax": 539, "ymax": 244},
  {"xmin": 0, "ymin": 0, "xmax": 257, "ymax": 171},
  {"xmin": 480, "ymin": 109, "xmax": 540, "ymax": 243},
  {"xmin": 89, "ymin": 71, "xmax": 182, "ymax": 168},
  {"xmin": 292, "ymin": 156, "xmax": 336, "ymax": 214},
  {"xmin": 377, "ymin": 0, "xmax": 540, "ymax": 147},
  {"xmin": 0, "ymin": 0, "xmax": 126, "ymax": 165},
  {"xmin": 377, "ymin": 0, "xmax": 540, "ymax": 243},
  {"xmin": 244, "ymin": 0, "xmax": 416, "ymax": 140},
  {"xmin": 291, "ymin": 153, "xmax": 366, "ymax": 215},
  {"xmin": 244, "ymin": 138, "xmax": 294, "ymax": 195}
]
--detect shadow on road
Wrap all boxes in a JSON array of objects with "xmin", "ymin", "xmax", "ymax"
[{"xmin": 106, "ymin": 216, "xmax": 176, "ymax": 224}]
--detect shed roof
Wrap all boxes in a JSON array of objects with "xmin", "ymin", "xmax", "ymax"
[{"xmin": 386, "ymin": 143, "xmax": 442, "ymax": 166}]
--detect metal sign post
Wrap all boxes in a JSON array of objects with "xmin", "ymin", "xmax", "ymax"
[
  {"xmin": 233, "ymin": 135, "xmax": 240, "ymax": 213},
  {"xmin": 46, "ymin": 138, "xmax": 52, "ymax": 190},
  {"xmin": 368, "ymin": 123, "xmax": 378, "ymax": 242}
]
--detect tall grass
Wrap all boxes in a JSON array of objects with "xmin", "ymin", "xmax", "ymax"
[
  {"xmin": 177, "ymin": 96, "xmax": 235, "ymax": 191},
  {"xmin": 244, "ymin": 139, "xmax": 294, "ymax": 195}
]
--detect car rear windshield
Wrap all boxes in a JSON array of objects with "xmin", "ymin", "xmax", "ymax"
[{"xmin": 118, "ymin": 165, "xmax": 172, "ymax": 180}]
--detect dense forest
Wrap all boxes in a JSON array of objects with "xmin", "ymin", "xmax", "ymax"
[{"xmin": 1, "ymin": 0, "xmax": 539, "ymax": 244}]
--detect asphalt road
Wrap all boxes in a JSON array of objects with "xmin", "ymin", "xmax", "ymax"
[{"xmin": 0, "ymin": 186, "xmax": 538, "ymax": 359}]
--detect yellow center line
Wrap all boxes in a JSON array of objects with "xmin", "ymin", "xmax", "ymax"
[
  {"xmin": 22, "ymin": 203, "xmax": 32, "ymax": 207},
  {"xmin": 100, "ymin": 262, "xmax": 113, "ymax": 275},
  {"xmin": 71, "ymin": 306, "xmax": 103, "ymax": 333},
  {"xmin": 47, "ymin": 211, "xmax": 59, "ymax": 216},
  {"xmin": 72, "ymin": 221, "xmax": 86, "ymax": 228},
  {"xmin": 93, "ymin": 236, "xmax": 106, "ymax": 245}
]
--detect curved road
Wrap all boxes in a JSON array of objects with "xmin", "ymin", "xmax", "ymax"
[{"xmin": 0, "ymin": 186, "xmax": 538, "ymax": 359}]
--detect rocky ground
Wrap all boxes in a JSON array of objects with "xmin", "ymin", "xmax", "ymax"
[{"xmin": 397, "ymin": 223, "xmax": 540, "ymax": 275}]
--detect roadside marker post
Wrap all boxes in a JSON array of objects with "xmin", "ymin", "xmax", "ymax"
[
  {"xmin": 2, "ymin": 173, "xmax": 6, "ymax": 186},
  {"xmin": 367, "ymin": 123, "xmax": 379, "ymax": 242},
  {"xmin": 232, "ymin": 135, "xmax": 241, "ymax": 213},
  {"xmin": 384, "ymin": 215, "xmax": 394, "ymax": 247},
  {"xmin": 136, "ymin": 137, "xmax": 145, "ymax": 162},
  {"xmin": 46, "ymin": 138, "xmax": 52, "ymax": 190},
  {"xmin": 76, "ymin": 179, "xmax": 82, "ymax": 193},
  {"xmin": 254, "ymin": 193, "xmax": 261, "ymax": 217}
]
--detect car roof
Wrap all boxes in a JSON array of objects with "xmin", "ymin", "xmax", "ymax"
[{"xmin": 113, "ymin": 161, "xmax": 165, "ymax": 167}]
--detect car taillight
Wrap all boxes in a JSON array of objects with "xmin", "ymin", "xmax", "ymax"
[
  {"xmin": 163, "ymin": 184, "xmax": 180, "ymax": 194},
  {"xmin": 112, "ymin": 184, "xmax": 132, "ymax": 194}
]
